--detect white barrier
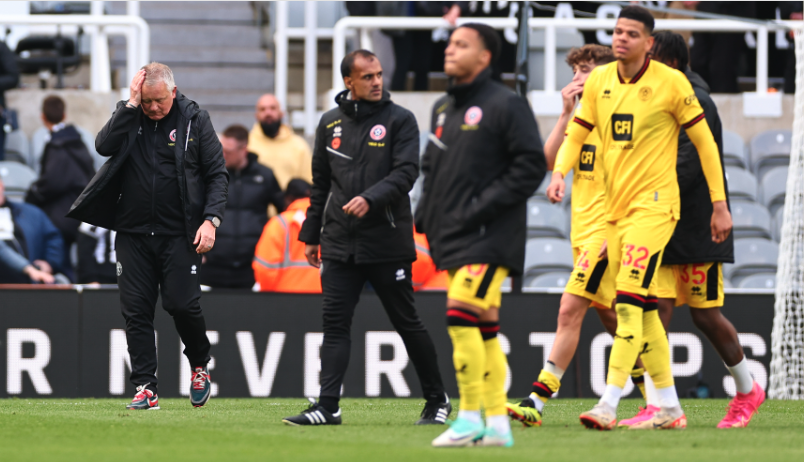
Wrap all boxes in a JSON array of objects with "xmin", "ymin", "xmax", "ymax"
[{"xmin": 0, "ymin": 13, "xmax": 149, "ymax": 93}]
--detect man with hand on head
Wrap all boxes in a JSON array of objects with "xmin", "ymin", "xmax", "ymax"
[
  {"xmin": 283, "ymin": 49, "xmax": 449, "ymax": 427},
  {"xmin": 67, "ymin": 63, "xmax": 228, "ymax": 410}
]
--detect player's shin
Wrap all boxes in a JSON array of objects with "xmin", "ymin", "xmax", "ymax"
[
  {"xmin": 638, "ymin": 307, "xmax": 681, "ymax": 409},
  {"xmin": 604, "ymin": 298, "xmax": 645, "ymax": 409},
  {"xmin": 481, "ymin": 322, "xmax": 510, "ymax": 436},
  {"xmin": 447, "ymin": 308, "xmax": 485, "ymax": 419}
]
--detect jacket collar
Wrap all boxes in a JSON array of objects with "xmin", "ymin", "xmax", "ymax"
[
  {"xmin": 447, "ymin": 67, "xmax": 493, "ymax": 105},
  {"xmin": 174, "ymin": 90, "xmax": 201, "ymax": 120},
  {"xmin": 335, "ymin": 90, "xmax": 391, "ymax": 120},
  {"xmin": 617, "ymin": 57, "xmax": 650, "ymax": 84}
]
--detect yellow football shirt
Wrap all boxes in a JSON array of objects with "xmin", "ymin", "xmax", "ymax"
[
  {"xmin": 554, "ymin": 128, "xmax": 607, "ymax": 246},
  {"xmin": 560, "ymin": 59, "xmax": 725, "ymax": 222}
]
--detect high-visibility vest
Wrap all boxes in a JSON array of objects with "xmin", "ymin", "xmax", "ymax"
[
  {"xmin": 412, "ymin": 231, "xmax": 448, "ymax": 291},
  {"xmin": 253, "ymin": 198, "xmax": 322, "ymax": 293}
]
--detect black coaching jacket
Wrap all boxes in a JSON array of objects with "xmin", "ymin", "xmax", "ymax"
[
  {"xmin": 415, "ymin": 68, "xmax": 546, "ymax": 275},
  {"xmin": 67, "ymin": 91, "xmax": 229, "ymax": 245},
  {"xmin": 662, "ymin": 70, "xmax": 734, "ymax": 265},
  {"xmin": 298, "ymin": 90, "xmax": 419, "ymax": 264}
]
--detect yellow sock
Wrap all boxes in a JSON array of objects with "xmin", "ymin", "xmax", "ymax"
[
  {"xmin": 607, "ymin": 301, "xmax": 644, "ymax": 387},
  {"xmin": 532, "ymin": 369, "xmax": 561, "ymax": 405},
  {"xmin": 447, "ymin": 325, "xmax": 486, "ymax": 411},
  {"xmin": 639, "ymin": 309, "xmax": 674, "ymax": 389},
  {"xmin": 482, "ymin": 337, "xmax": 508, "ymax": 416},
  {"xmin": 631, "ymin": 366, "xmax": 647, "ymax": 401}
]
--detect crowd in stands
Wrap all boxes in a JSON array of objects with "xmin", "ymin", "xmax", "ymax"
[
  {"xmin": 0, "ymin": 1, "xmax": 797, "ymax": 291},
  {"xmin": 0, "ymin": 89, "xmax": 449, "ymax": 291}
]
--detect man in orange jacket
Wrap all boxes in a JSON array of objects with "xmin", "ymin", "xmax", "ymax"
[
  {"xmin": 253, "ymin": 180, "xmax": 321, "ymax": 293},
  {"xmin": 412, "ymin": 231, "xmax": 448, "ymax": 291}
]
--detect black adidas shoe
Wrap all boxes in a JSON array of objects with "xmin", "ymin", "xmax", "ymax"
[
  {"xmin": 415, "ymin": 393, "xmax": 452, "ymax": 425},
  {"xmin": 282, "ymin": 398, "xmax": 342, "ymax": 426}
]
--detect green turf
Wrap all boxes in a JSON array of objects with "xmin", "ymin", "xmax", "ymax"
[{"xmin": 1, "ymin": 398, "xmax": 802, "ymax": 461}]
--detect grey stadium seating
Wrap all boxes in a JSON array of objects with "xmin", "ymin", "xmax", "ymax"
[
  {"xmin": 725, "ymin": 166, "xmax": 758, "ymax": 201},
  {"xmin": 525, "ymin": 271, "xmax": 572, "ymax": 289},
  {"xmin": 759, "ymin": 166, "xmax": 788, "ymax": 216},
  {"xmin": 527, "ymin": 199, "xmax": 569, "ymax": 238},
  {"xmin": 4, "ymin": 130, "xmax": 30, "ymax": 165},
  {"xmin": 722, "ymin": 130, "xmax": 748, "ymax": 169},
  {"xmin": 0, "ymin": 161, "xmax": 37, "ymax": 203},
  {"xmin": 750, "ymin": 129, "xmax": 791, "ymax": 181},
  {"xmin": 723, "ymin": 238, "xmax": 779, "ymax": 285},
  {"xmin": 773, "ymin": 207, "xmax": 784, "ymax": 243},
  {"xmin": 730, "ymin": 199, "xmax": 772, "ymax": 240},
  {"xmin": 524, "ymin": 237, "xmax": 574, "ymax": 278},
  {"xmin": 738, "ymin": 273, "xmax": 777, "ymax": 289}
]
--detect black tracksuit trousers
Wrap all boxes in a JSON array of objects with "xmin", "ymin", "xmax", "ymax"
[
  {"xmin": 318, "ymin": 259, "xmax": 445, "ymax": 405},
  {"xmin": 116, "ymin": 232, "xmax": 211, "ymax": 392}
]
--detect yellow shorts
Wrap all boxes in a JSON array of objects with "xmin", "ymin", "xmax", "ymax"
[
  {"xmin": 447, "ymin": 264, "xmax": 510, "ymax": 310},
  {"xmin": 607, "ymin": 210, "xmax": 676, "ymax": 297},
  {"xmin": 565, "ymin": 242, "xmax": 616, "ymax": 309},
  {"xmin": 656, "ymin": 262, "xmax": 724, "ymax": 309}
]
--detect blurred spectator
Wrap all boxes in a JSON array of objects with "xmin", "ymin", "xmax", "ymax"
[
  {"xmin": 781, "ymin": 2, "xmax": 802, "ymax": 94},
  {"xmin": 0, "ymin": 39, "xmax": 20, "ymax": 161},
  {"xmin": 0, "ymin": 240, "xmax": 55, "ymax": 284},
  {"xmin": 412, "ymin": 231, "xmax": 447, "ymax": 291},
  {"xmin": 253, "ymin": 179, "xmax": 321, "ymax": 293},
  {"xmin": 689, "ymin": 1, "xmax": 756, "ymax": 93},
  {"xmin": 76, "ymin": 223, "xmax": 117, "ymax": 284},
  {"xmin": 247, "ymin": 94, "xmax": 313, "ymax": 189},
  {"xmin": 26, "ymin": 95, "xmax": 95, "ymax": 281},
  {"xmin": 385, "ymin": 2, "xmax": 467, "ymax": 91},
  {"xmin": 200, "ymin": 124, "xmax": 284, "ymax": 289},
  {"xmin": 0, "ymin": 177, "xmax": 64, "ymax": 283}
]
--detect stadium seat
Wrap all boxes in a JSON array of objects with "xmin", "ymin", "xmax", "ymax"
[
  {"xmin": 759, "ymin": 166, "xmax": 788, "ymax": 216},
  {"xmin": 722, "ymin": 130, "xmax": 748, "ymax": 169},
  {"xmin": 773, "ymin": 207, "xmax": 784, "ymax": 243},
  {"xmin": 3, "ymin": 130, "xmax": 30, "ymax": 165},
  {"xmin": 738, "ymin": 272, "xmax": 777, "ymax": 289},
  {"xmin": 723, "ymin": 238, "xmax": 779, "ymax": 285},
  {"xmin": 527, "ymin": 199, "xmax": 568, "ymax": 238},
  {"xmin": 725, "ymin": 166, "xmax": 758, "ymax": 201},
  {"xmin": 524, "ymin": 271, "xmax": 572, "ymax": 289},
  {"xmin": 524, "ymin": 237, "xmax": 574, "ymax": 278},
  {"xmin": 730, "ymin": 200, "xmax": 772, "ymax": 240},
  {"xmin": 30, "ymin": 125, "xmax": 104, "ymax": 173},
  {"xmin": 750, "ymin": 129, "xmax": 791, "ymax": 180},
  {"xmin": 0, "ymin": 161, "xmax": 37, "ymax": 202}
]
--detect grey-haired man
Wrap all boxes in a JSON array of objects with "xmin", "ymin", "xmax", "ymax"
[{"xmin": 68, "ymin": 63, "xmax": 229, "ymax": 409}]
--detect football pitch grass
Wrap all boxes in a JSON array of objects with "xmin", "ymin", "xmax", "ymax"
[{"xmin": 1, "ymin": 398, "xmax": 803, "ymax": 461}]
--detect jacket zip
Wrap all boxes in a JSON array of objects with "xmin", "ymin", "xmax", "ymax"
[
  {"xmin": 385, "ymin": 205, "xmax": 396, "ymax": 228},
  {"xmin": 320, "ymin": 191, "xmax": 333, "ymax": 234},
  {"xmin": 151, "ymin": 120, "xmax": 158, "ymax": 236}
]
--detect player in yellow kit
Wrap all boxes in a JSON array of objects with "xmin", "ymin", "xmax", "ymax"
[
  {"xmin": 548, "ymin": 5, "xmax": 732, "ymax": 430},
  {"xmin": 506, "ymin": 45, "xmax": 618, "ymax": 428}
]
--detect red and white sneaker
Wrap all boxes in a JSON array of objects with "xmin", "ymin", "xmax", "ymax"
[
  {"xmin": 126, "ymin": 384, "xmax": 160, "ymax": 410},
  {"xmin": 717, "ymin": 381, "xmax": 765, "ymax": 428},
  {"xmin": 618, "ymin": 405, "xmax": 660, "ymax": 428},
  {"xmin": 190, "ymin": 366, "xmax": 212, "ymax": 408}
]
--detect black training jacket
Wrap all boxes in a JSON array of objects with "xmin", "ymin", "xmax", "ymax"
[
  {"xmin": 26, "ymin": 125, "xmax": 95, "ymax": 243},
  {"xmin": 298, "ymin": 90, "xmax": 419, "ymax": 264},
  {"xmin": 201, "ymin": 153, "xmax": 284, "ymax": 288},
  {"xmin": 415, "ymin": 69, "xmax": 546, "ymax": 275},
  {"xmin": 662, "ymin": 70, "xmax": 734, "ymax": 265},
  {"xmin": 67, "ymin": 91, "xmax": 229, "ymax": 246}
]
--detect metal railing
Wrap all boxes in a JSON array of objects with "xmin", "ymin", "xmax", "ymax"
[
  {"xmin": 274, "ymin": 14, "xmax": 803, "ymax": 134},
  {"xmin": 0, "ymin": 9, "xmax": 149, "ymax": 93}
]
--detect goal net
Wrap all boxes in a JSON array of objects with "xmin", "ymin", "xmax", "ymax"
[{"xmin": 770, "ymin": 29, "xmax": 804, "ymax": 400}]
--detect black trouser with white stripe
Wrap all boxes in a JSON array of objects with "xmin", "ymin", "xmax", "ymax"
[
  {"xmin": 318, "ymin": 258, "xmax": 446, "ymax": 405},
  {"xmin": 116, "ymin": 233, "xmax": 211, "ymax": 393}
]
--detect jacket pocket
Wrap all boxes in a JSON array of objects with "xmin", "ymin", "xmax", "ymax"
[
  {"xmin": 385, "ymin": 205, "xmax": 396, "ymax": 228},
  {"xmin": 320, "ymin": 191, "xmax": 333, "ymax": 234}
]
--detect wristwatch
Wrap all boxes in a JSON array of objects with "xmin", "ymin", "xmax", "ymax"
[{"xmin": 206, "ymin": 216, "xmax": 221, "ymax": 228}]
